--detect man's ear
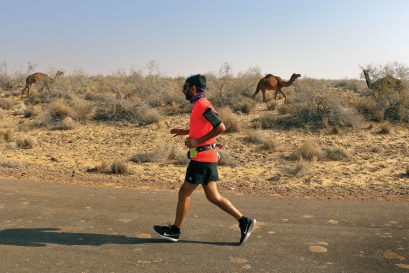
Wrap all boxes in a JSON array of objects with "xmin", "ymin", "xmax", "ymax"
[{"xmin": 191, "ymin": 85, "xmax": 198, "ymax": 95}]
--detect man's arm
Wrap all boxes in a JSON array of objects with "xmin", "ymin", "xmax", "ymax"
[
  {"xmin": 170, "ymin": 128, "xmax": 189, "ymax": 137},
  {"xmin": 185, "ymin": 122, "xmax": 226, "ymax": 148}
]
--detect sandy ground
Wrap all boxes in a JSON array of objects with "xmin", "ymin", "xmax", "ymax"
[{"xmin": 1, "ymin": 98, "xmax": 408, "ymax": 201}]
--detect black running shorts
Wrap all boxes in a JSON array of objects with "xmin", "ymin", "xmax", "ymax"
[{"xmin": 185, "ymin": 160, "xmax": 219, "ymax": 185}]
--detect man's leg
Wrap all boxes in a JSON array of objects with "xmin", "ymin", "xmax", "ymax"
[
  {"xmin": 153, "ymin": 181, "xmax": 198, "ymax": 242},
  {"xmin": 202, "ymin": 182, "xmax": 242, "ymax": 220},
  {"xmin": 174, "ymin": 181, "xmax": 198, "ymax": 228},
  {"xmin": 203, "ymin": 182, "xmax": 256, "ymax": 244}
]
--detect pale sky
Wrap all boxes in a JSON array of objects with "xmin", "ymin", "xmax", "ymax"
[{"xmin": 1, "ymin": 0, "xmax": 408, "ymax": 79}]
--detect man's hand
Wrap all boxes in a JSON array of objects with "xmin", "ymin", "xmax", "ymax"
[
  {"xmin": 170, "ymin": 128, "xmax": 188, "ymax": 137},
  {"xmin": 185, "ymin": 137, "xmax": 199, "ymax": 148}
]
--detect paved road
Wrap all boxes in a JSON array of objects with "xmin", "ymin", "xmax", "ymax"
[{"xmin": 0, "ymin": 179, "xmax": 408, "ymax": 273}]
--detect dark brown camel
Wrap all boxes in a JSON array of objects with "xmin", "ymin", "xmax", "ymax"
[
  {"xmin": 252, "ymin": 73, "xmax": 301, "ymax": 103},
  {"xmin": 20, "ymin": 71, "xmax": 64, "ymax": 98},
  {"xmin": 362, "ymin": 69, "xmax": 404, "ymax": 93}
]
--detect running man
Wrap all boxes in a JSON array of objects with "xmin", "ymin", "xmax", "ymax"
[{"xmin": 153, "ymin": 74, "xmax": 255, "ymax": 245}]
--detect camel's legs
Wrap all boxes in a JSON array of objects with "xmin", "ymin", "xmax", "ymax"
[
  {"xmin": 21, "ymin": 85, "xmax": 29, "ymax": 98},
  {"xmin": 252, "ymin": 87, "xmax": 260, "ymax": 99},
  {"xmin": 261, "ymin": 90, "xmax": 267, "ymax": 102},
  {"xmin": 279, "ymin": 89, "xmax": 287, "ymax": 104},
  {"xmin": 274, "ymin": 89, "xmax": 288, "ymax": 103},
  {"xmin": 274, "ymin": 90, "xmax": 279, "ymax": 101}
]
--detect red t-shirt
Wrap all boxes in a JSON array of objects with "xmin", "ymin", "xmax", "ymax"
[{"xmin": 189, "ymin": 98, "xmax": 219, "ymax": 162}]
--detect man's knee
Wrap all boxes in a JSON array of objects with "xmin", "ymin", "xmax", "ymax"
[
  {"xmin": 178, "ymin": 184, "xmax": 193, "ymax": 198},
  {"xmin": 206, "ymin": 193, "xmax": 222, "ymax": 204}
]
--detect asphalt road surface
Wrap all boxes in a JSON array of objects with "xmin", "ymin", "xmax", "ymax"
[{"xmin": 0, "ymin": 179, "xmax": 408, "ymax": 273}]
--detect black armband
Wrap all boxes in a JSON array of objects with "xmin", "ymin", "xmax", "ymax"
[{"xmin": 203, "ymin": 108, "xmax": 222, "ymax": 128}]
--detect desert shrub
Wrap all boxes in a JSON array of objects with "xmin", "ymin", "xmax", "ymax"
[
  {"xmin": 0, "ymin": 62, "xmax": 27, "ymax": 92},
  {"xmin": 0, "ymin": 98, "xmax": 14, "ymax": 110},
  {"xmin": 229, "ymin": 97, "xmax": 256, "ymax": 114},
  {"xmin": 243, "ymin": 131, "xmax": 265, "ymax": 144},
  {"xmin": 369, "ymin": 144, "xmax": 385, "ymax": 154},
  {"xmin": 41, "ymin": 99, "xmax": 75, "ymax": 128},
  {"xmin": 93, "ymin": 98, "xmax": 160, "ymax": 125},
  {"xmin": 218, "ymin": 106, "xmax": 241, "ymax": 132},
  {"xmin": 257, "ymin": 113, "xmax": 298, "ymax": 129},
  {"xmin": 0, "ymin": 130, "xmax": 13, "ymax": 142},
  {"xmin": 354, "ymin": 97, "xmax": 384, "ymax": 121},
  {"xmin": 298, "ymin": 139, "xmax": 325, "ymax": 161},
  {"xmin": 136, "ymin": 104, "xmax": 161, "ymax": 125},
  {"xmin": 86, "ymin": 162, "xmax": 109, "ymax": 173},
  {"xmin": 259, "ymin": 139, "xmax": 278, "ymax": 152},
  {"xmin": 206, "ymin": 67, "xmax": 260, "ymax": 114},
  {"xmin": 71, "ymin": 97, "xmax": 94, "ymax": 123},
  {"xmin": 111, "ymin": 161, "xmax": 129, "ymax": 174},
  {"xmin": 377, "ymin": 122, "xmax": 391, "ymax": 134},
  {"xmin": 277, "ymin": 104, "xmax": 291, "ymax": 115},
  {"xmin": 290, "ymin": 90, "xmax": 362, "ymax": 128},
  {"xmin": 166, "ymin": 99, "xmax": 191, "ymax": 115},
  {"xmin": 258, "ymin": 88, "xmax": 362, "ymax": 129},
  {"xmin": 332, "ymin": 79, "xmax": 366, "ymax": 92},
  {"xmin": 323, "ymin": 147, "xmax": 352, "ymax": 161},
  {"xmin": 168, "ymin": 145, "xmax": 189, "ymax": 165},
  {"xmin": 290, "ymin": 158, "xmax": 310, "ymax": 177},
  {"xmin": 0, "ymin": 158, "xmax": 23, "ymax": 168},
  {"xmin": 16, "ymin": 137, "xmax": 35, "ymax": 149},
  {"xmin": 23, "ymin": 106, "xmax": 38, "ymax": 118},
  {"xmin": 266, "ymin": 101, "xmax": 277, "ymax": 111},
  {"xmin": 130, "ymin": 143, "xmax": 188, "ymax": 165},
  {"xmin": 59, "ymin": 117, "xmax": 77, "ymax": 130},
  {"xmin": 218, "ymin": 151, "xmax": 237, "ymax": 167}
]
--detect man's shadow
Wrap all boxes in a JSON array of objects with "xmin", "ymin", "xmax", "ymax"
[{"xmin": 0, "ymin": 228, "xmax": 238, "ymax": 247}]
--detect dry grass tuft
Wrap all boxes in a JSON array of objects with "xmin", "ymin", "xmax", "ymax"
[
  {"xmin": 277, "ymin": 104, "xmax": 291, "ymax": 115},
  {"xmin": 23, "ymin": 106, "xmax": 38, "ymax": 118},
  {"xmin": 0, "ymin": 130, "xmax": 13, "ymax": 142},
  {"xmin": 59, "ymin": 117, "xmax": 77, "ymax": 130},
  {"xmin": 218, "ymin": 151, "xmax": 237, "ymax": 167},
  {"xmin": 299, "ymin": 139, "xmax": 325, "ymax": 161},
  {"xmin": 111, "ymin": 161, "xmax": 129, "ymax": 174},
  {"xmin": 0, "ymin": 158, "xmax": 23, "ymax": 168},
  {"xmin": 130, "ymin": 143, "xmax": 188, "ymax": 165},
  {"xmin": 0, "ymin": 98, "xmax": 14, "ymax": 110},
  {"xmin": 41, "ymin": 99, "xmax": 75, "ymax": 128},
  {"xmin": 130, "ymin": 145, "xmax": 170, "ymax": 163},
  {"xmin": 259, "ymin": 139, "xmax": 278, "ymax": 152},
  {"xmin": 243, "ymin": 131, "xmax": 265, "ymax": 144},
  {"xmin": 377, "ymin": 122, "xmax": 391, "ymax": 134},
  {"xmin": 218, "ymin": 106, "xmax": 241, "ymax": 132},
  {"xmin": 16, "ymin": 137, "xmax": 35, "ymax": 149},
  {"xmin": 324, "ymin": 147, "xmax": 352, "ymax": 161},
  {"xmin": 86, "ymin": 162, "xmax": 109, "ymax": 173},
  {"xmin": 290, "ymin": 158, "xmax": 310, "ymax": 176},
  {"xmin": 71, "ymin": 97, "xmax": 94, "ymax": 124},
  {"xmin": 266, "ymin": 101, "xmax": 277, "ymax": 111}
]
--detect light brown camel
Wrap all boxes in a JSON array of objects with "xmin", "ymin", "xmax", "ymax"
[
  {"xmin": 363, "ymin": 69, "xmax": 404, "ymax": 93},
  {"xmin": 20, "ymin": 71, "xmax": 64, "ymax": 98},
  {"xmin": 252, "ymin": 73, "xmax": 301, "ymax": 103}
]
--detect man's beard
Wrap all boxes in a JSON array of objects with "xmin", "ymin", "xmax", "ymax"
[{"xmin": 185, "ymin": 90, "xmax": 194, "ymax": 101}]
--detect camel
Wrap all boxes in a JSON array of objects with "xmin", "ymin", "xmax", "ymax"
[
  {"xmin": 20, "ymin": 71, "xmax": 64, "ymax": 98},
  {"xmin": 363, "ymin": 69, "xmax": 404, "ymax": 93},
  {"xmin": 252, "ymin": 73, "xmax": 301, "ymax": 103}
]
